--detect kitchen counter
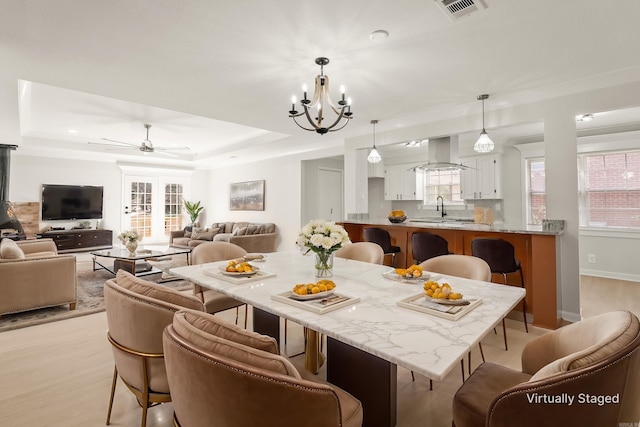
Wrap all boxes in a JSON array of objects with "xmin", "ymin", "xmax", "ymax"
[{"xmin": 339, "ymin": 220, "xmax": 561, "ymax": 329}]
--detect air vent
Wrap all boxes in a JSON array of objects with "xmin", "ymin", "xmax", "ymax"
[{"xmin": 435, "ymin": 0, "xmax": 486, "ymax": 22}]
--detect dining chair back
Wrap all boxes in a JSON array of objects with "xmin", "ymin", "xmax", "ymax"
[
  {"xmin": 363, "ymin": 227, "xmax": 401, "ymax": 267},
  {"xmin": 163, "ymin": 309, "xmax": 364, "ymax": 427},
  {"xmin": 411, "ymin": 232, "xmax": 450, "ymax": 264},
  {"xmin": 190, "ymin": 241, "xmax": 248, "ymax": 325},
  {"xmin": 419, "ymin": 254, "xmax": 491, "ymax": 281},
  {"xmin": 104, "ymin": 270, "xmax": 204, "ymax": 427},
  {"xmin": 335, "ymin": 242, "xmax": 384, "ymax": 264},
  {"xmin": 452, "ymin": 310, "xmax": 640, "ymax": 427}
]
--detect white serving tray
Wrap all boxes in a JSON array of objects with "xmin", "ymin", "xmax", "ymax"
[{"xmin": 397, "ymin": 293, "xmax": 482, "ymax": 321}]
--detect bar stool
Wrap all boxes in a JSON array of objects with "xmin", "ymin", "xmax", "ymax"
[
  {"xmin": 363, "ymin": 227, "xmax": 401, "ymax": 267},
  {"xmin": 471, "ymin": 238, "xmax": 529, "ymax": 344},
  {"xmin": 411, "ymin": 232, "xmax": 449, "ymax": 264}
]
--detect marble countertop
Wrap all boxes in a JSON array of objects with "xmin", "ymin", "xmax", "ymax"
[
  {"xmin": 170, "ymin": 251, "xmax": 525, "ymax": 381},
  {"xmin": 342, "ymin": 218, "xmax": 563, "ymax": 236}
]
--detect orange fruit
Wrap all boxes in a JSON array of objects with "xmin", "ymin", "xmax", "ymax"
[{"xmin": 311, "ymin": 287, "xmax": 320, "ymax": 294}]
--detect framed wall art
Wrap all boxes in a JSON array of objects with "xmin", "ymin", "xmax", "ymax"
[{"xmin": 229, "ymin": 180, "xmax": 265, "ymax": 211}]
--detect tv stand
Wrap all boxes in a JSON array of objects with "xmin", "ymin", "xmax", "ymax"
[{"xmin": 40, "ymin": 229, "xmax": 113, "ymax": 253}]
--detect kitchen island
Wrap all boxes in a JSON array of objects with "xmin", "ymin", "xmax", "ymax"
[{"xmin": 340, "ymin": 219, "xmax": 562, "ymax": 329}]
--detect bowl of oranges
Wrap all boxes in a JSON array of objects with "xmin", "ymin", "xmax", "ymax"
[
  {"xmin": 384, "ymin": 264, "xmax": 424, "ymax": 282},
  {"xmin": 220, "ymin": 259, "xmax": 259, "ymax": 277},
  {"xmin": 423, "ymin": 280, "xmax": 468, "ymax": 305},
  {"xmin": 388, "ymin": 210, "xmax": 407, "ymax": 224},
  {"xmin": 290, "ymin": 279, "xmax": 336, "ymax": 300}
]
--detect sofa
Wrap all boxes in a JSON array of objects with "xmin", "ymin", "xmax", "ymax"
[
  {"xmin": 169, "ymin": 222, "xmax": 277, "ymax": 253},
  {"xmin": 0, "ymin": 238, "xmax": 77, "ymax": 317}
]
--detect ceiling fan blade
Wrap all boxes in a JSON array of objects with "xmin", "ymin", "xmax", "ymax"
[
  {"xmin": 105, "ymin": 147, "xmax": 136, "ymax": 152},
  {"xmin": 100, "ymin": 137, "xmax": 139, "ymax": 147},
  {"xmin": 155, "ymin": 146, "xmax": 191, "ymax": 152},
  {"xmin": 88, "ymin": 141, "xmax": 131, "ymax": 147},
  {"xmin": 153, "ymin": 151, "xmax": 179, "ymax": 158}
]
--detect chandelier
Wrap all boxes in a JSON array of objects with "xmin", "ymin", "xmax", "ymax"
[
  {"xmin": 474, "ymin": 94, "xmax": 494, "ymax": 153},
  {"xmin": 288, "ymin": 57, "xmax": 353, "ymax": 135}
]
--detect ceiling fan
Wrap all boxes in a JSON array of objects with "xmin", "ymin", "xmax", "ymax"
[{"xmin": 89, "ymin": 124, "xmax": 190, "ymax": 157}]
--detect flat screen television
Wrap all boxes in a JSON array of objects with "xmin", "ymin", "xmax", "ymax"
[{"xmin": 41, "ymin": 184, "xmax": 104, "ymax": 221}]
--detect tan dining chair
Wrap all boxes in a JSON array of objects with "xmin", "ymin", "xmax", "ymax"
[
  {"xmin": 418, "ymin": 254, "xmax": 493, "ymax": 386},
  {"xmin": 190, "ymin": 241, "xmax": 248, "ymax": 327},
  {"xmin": 335, "ymin": 241, "xmax": 384, "ymax": 264},
  {"xmin": 452, "ymin": 310, "xmax": 640, "ymax": 427},
  {"xmin": 163, "ymin": 309, "xmax": 363, "ymax": 427},
  {"xmin": 104, "ymin": 270, "xmax": 205, "ymax": 427}
]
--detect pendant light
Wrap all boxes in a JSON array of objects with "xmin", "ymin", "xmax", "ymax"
[
  {"xmin": 367, "ymin": 120, "xmax": 382, "ymax": 163},
  {"xmin": 474, "ymin": 94, "xmax": 494, "ymax": 153}
]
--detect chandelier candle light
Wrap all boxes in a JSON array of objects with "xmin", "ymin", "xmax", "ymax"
[
  {"xmin": 474, "ymin": 94, "xmax": 494, "ymax": 153},
  {"xmin": 297, "ymin": 219, "xmax": 351, "ymax": 277},
  {"xmin": 288, "ymin": 57, "xmax": 353, "ymax": 135}
]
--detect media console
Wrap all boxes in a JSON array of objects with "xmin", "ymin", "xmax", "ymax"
[{"xmin": 39, "ymin": 229, "xmax": 113, "ymax": 253}]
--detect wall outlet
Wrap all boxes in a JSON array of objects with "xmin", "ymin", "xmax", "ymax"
[{"xmin": 588, "ymin": 254, "xmax": 596, "ymax": 264}]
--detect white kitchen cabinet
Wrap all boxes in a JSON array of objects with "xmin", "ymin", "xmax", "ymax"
[
  {"xmin": 384, "ymin": 163, "xmax": 424, "ymax": 200},
  {"xmin": 460, "ymin": 154, "xmax": 502, "ymax": 199}
]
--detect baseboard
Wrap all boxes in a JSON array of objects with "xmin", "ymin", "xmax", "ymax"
[{"xmin": 580, "ymin": 268, "xmax": 640, "ymax": 283}]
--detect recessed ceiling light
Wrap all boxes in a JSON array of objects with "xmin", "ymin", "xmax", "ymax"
[
  {"xmin": 576, "ymin": 114, "xmax": 595, "ymax": 122},
  {"xmin": 369, "ymin": 30, "xmax": 389, "ymax": 41},
  {"xmin": 68, "ymin": 129, "xmax": 77, "ymax": 133}
]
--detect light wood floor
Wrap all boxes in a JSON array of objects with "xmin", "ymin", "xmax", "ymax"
[{"xmin": 0, "ymin": 307, "xmax": 544, "ymax": 427}]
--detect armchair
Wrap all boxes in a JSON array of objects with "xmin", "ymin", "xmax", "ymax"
[
  {"xmin": 452, "ymin": 310, "xmax": 640, "ymax": 427},
  {"xmin": 0, "ymin": 238, "xmax": 76, "ymax": 317}
]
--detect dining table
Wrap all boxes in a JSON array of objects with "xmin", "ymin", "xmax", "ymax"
[{"xmin": 169, "ymin": 250, "xmax": 525, "ymax": 427}]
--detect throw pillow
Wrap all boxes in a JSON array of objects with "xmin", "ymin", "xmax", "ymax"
[
  {"xmin": 232, "ymin": 227, "xmax": 248, "ymax": 236},
  {"xmin": 0, "ymin": 238, "xmax": 26, "ymax": 260},
  {"xmin": 246, "ymin": 224, "xmax": 260, "ymax": 235},
  {"xmin": 191, "ymin": 229, "xmax": 215, "ymax": 241}
]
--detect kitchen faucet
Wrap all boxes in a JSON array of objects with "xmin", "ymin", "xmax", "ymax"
[{"xmin": 436, "ymin": 195, "xmax": 446, "ymax": 218}]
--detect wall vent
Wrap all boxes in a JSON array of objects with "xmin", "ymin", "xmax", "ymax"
[{"xmin": 435, "ymin": 0, "xmax": 486, "ymax": 22}]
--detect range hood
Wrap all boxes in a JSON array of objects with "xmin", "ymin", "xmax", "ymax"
[{"xmin": 412, "ymin": 136, "xmax": 468, "ymax": 171}]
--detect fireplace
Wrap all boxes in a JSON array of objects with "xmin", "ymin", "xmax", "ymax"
[{"xmin": 0, "ymin": 144, "xmax": 25, "ymax": 239}]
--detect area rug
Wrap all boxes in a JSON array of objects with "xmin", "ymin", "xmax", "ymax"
[{"xmin": 0, "ymin": 254, "xmax": 191, "ymax": 333}]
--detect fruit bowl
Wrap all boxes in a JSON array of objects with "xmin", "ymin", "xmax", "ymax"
[{"xmin": 388, "ymin": 215, "xmax": 407, "ymax": 224}]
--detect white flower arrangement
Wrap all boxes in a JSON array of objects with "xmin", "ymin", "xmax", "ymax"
[
  {"xmin": 117, "ymin": 230, "xmax": 140, "ymax": 243},
  {"xmin": 296, "ymin": 219, "xmax": 351, "ymax": 255}
]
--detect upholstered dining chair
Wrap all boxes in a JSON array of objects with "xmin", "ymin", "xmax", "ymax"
[
  {"xmin": 335, "ymin": 241, "xmax": 385, "ymax": 264},
  {"xmin": 452, "ymin": 310, "xmax": 640, "ymax": 427},
  {"xmin": 190, "ymin": 241, "xmax": 248, "ymax": 327},
  {"xmin": 363, "ymin": 227, "xmax": 401, "ymax": 267},
  {"xmin": 418, "ymin": 254, "xmax": 493, "ymax": 386},
  {"xmin": 104, "ymin": 270, "xmax": 205, "ymax": 427},
  {"xmin": 163, "ymin": 309, "xmax": 363, "ymax": 427},
  {"xmin": 471, "ymin": 238, "xmax": 528, "ymax": 335},
  {"xmin": 411, "ymin": 232, "xmax": 449, "ymax": 264}
]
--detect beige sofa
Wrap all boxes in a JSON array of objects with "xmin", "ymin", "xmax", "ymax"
[
  {"xmin": 0, "ymin": 238, "xmax": 77, "ymax": 317},
  {"xmin": 169, "ymin": 222, "xmax": 277, "ymax": 253}
]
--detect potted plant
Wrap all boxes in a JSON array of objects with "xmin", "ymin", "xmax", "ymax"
[{"xmin": 183, "ymin": 200, "xmax": 204, "ymax": 228}]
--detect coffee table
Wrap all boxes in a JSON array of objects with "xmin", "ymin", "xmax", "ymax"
[{"xmin": 91, "ymin": 247, "xmax": 191, "ymax": 277}]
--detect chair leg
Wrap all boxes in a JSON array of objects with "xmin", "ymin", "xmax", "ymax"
[
  {"xmin": 244, "ymin": 304, "xmax": 248, "ymax": 329},
  {"xmin": 411, "ymin": 371, "xmax": 415, "ymax": 381},
  {"xmin": 390, "ymin": 253, "xmax": 396, "ymax": 267},
  {"xmin": 502, "ymin": 318, "xmax": 508, "ymax": 351},
  {"xmin": 478, "ymin": 342, "xmax": 485, "ymax": 362},
  {"xmin": 284, "ymin": 319, "xmax": 288, "ymax": 345},
  {"xmin": 429, "ymin": 379, "xmax": 433, "ymax": 390},
  {"xmin": 460, "ymin": 359, "xmax": 465, "ymax": 382},
  {"xmin": 235, "ymin": 307, "xmax": 239, "ymax": 325},
  {"xmin": 519, "ymin": 267, "xmax": 529, "ymax": 333},
  {"xmin": 106, "ymin": 366, "xmax": 118, "ymax": 425}
]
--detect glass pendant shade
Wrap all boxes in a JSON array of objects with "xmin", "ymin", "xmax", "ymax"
[
  {"xmin": 474, "ymin": 129, "xmax": 494, "ymax": 153},
  {"xmin": 367, "ymin": 147, "xmax": 381, "ymax": 163}
]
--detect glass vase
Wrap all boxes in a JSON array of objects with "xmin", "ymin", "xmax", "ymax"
[
  {"xmin": 315, "ymin": 252, "xmax": 334, "ymax": 278},
  {"xmin": 125, "ymin": 240, "xmax": 138, "ymax": 255}
]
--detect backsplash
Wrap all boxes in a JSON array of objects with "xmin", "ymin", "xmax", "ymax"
[{"xmin": 389, "ymin": 199, "xmax": 504, "ymax": 222}]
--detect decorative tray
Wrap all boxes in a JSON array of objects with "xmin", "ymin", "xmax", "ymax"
[
  {"xmin": 382, "ymin": 270, "xmax": 439, "ymax": 283},
  {"xmin": 219, "ymin": 265, "xmax": 259, "ymax": 277},
  {"xmin": 203, "ymin": 267, "xmax": 275, "ymax": 284},
  {"xmin": 397, "ymin": 293, "xmax": 482, "ymax": 321},
  {"xmin": 271, "ymin": 292, "xmax": 360, "ymax": 315},
  {"xmin": 288, "ymin": 289, "xmax": 335, "ymax": 301}
]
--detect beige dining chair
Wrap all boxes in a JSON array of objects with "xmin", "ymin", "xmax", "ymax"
[
  {"xmin": 104, "ymin": 270, "xmax": 205, "ymax": 427},
  {"xmin": 335, "ymin": 241, "xmax": 384, "ymax": 264},
  {"xmin": 418, "ymin": 254, "xmax": 493, "ymax": 386},
  {"xmin": 163, "ymin": 309, "xmax": 363, "ymax": 427},
  {"xmin": 190, "ymin": 241, "xmax": 248, "ymax": 327}
]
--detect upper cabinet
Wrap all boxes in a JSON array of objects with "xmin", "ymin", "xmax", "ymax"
[
  {"xmin": 460, "ymin": 154, "xmax": 502, "ymax": 199},
  {"xmin": 384, "ymin": 163, "xmax": 424, "ymax": 200}
]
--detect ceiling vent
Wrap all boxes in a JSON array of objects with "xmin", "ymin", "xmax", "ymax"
[{"xmin": 435, "ymin": 0, "xmax": 486, "ymax": 22}]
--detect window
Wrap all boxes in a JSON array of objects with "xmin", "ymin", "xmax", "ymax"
[
  {"xmin": 580, "ymin": 150, "xmax": 640, "ymax": 228},
  {"xmin": 164, "ymin": 183, "xmax": 184, "ymax": 235},
  {"xmin": 424, "ymin": 169, "xmax": 462, "ymax": 205},
  {"xmin": 527, "ymin": 158, "xmax": 546, "ymax": 225}
]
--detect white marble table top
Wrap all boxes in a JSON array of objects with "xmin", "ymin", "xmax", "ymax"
[{"xmin": 170, "ymin": 250, "xmax": 525, "ymax": 381}]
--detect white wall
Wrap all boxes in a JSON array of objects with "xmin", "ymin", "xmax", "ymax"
[{"xmin": 206, "ymin": 156, "xmax": 303, "ymax": 251}]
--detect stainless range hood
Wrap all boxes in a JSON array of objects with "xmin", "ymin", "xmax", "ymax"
[{"xmin": 411, "ymin": 136, "xmax": 468, "ymax": 171}]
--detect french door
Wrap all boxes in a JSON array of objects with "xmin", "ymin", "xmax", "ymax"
[{"xmin": 122, "ymin": 174, "xmax": 190, "ymax": 244}]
